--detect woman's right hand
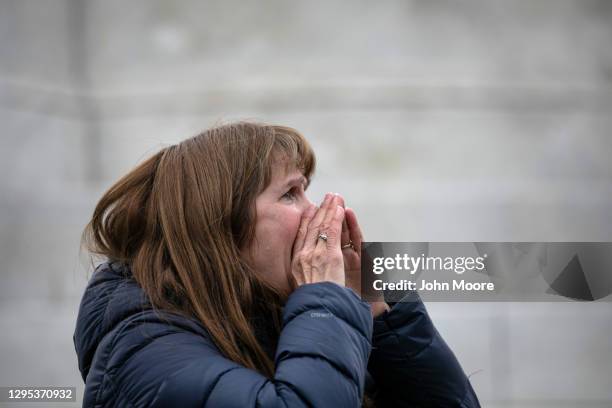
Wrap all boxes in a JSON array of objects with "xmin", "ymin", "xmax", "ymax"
[{"xmin": 291, "ymin": 193, "xmax": 346, "ymax": 287}]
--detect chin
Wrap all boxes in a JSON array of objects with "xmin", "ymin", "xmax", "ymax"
[{"xmin": 278, "ymin": 275, "xmax": 297, "ymax": 303}]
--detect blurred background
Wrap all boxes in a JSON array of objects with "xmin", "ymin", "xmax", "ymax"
[{"xmin": 1, "ymin": 0, "xmax": 611, "ymax": 406}]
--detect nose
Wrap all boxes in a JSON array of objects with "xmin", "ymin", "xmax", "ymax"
[
  {"xmin": 303, "ymin": 197, "xmax": 316, "ymax": 211},
  {"xmin": 300, "ymin": 193, "xmax": 345, "ymax": 214},
  {"xmin": 299, "ymin": 196, "xmax": 316, "ymax": 214}
]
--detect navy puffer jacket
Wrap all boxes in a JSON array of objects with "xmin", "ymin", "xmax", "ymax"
[{"xmin": 74, "ymin": 261, "xmax": 480, "ymax": 407}]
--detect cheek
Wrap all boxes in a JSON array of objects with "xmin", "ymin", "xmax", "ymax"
[
  {"xmin": 248, "ymin": 206, "xmax": 305, "ymax": 295},
  {"xmin": 283, "ymin": 210, "xmax": 303, "ymax": 241},
  {"xmin": 256, "ymin": 207, "xmax": 302, "ymax": 250}
]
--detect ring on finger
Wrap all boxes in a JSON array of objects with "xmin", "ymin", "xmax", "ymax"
[
  {"xmin": 318, "ymin": 232, "xmax": 328, "ymax": 241},
  {"xmin": 341, "ymin": 240, "xmax": 355, "ymax": 250}
]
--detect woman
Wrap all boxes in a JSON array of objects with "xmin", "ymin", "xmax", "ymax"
[{"xmin": 74, "ymin": 122, "xmax": 480, "ymax": 407}]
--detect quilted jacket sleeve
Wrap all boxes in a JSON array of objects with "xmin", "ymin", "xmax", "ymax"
[
  {"xmin": 367, "ymin": 292, "xmax": 481, "ymax": 407},
  {"xmin": 112, "ymin": 282, "xmax": 373, "ymax": 408}
]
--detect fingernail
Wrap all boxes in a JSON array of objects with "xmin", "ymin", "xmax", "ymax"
[{"xmin": 335, "ymin": 194, "xmax": 345, "ymax": 207}]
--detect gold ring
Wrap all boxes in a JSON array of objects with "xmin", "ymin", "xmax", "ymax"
[{"xmin": 341, "ymin": 240, "xmax": 354, "ymax": 250}]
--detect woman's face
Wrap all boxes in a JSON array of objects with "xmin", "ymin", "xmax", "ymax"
[{"xmin": 245, "ymin": 160, "xmax": 315, "ymax": 296}]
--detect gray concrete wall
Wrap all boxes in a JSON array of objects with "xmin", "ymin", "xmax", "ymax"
[{"xmin": 1, "ymin": 1, "xmax": 611, "ymax": 406}]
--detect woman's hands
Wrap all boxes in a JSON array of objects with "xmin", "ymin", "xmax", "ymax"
[
  {"xmin": 291, "ymin": 193, "xmax": 346, "ymax": 287},
  {"xmin": 291, "ymin": 192, "xmax": 390, "ymax": 317},
  {"xmin": 338, "ymin": 203, "xmax": 363, "ymax": 296},
  {"xmin": 335, "ymin": 196, "xmax": 390, "ymax": 318}
]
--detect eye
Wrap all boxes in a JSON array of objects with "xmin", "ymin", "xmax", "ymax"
[{"xmin": 282, "ymin": 187, "xmax": 298, "ymax": 201}]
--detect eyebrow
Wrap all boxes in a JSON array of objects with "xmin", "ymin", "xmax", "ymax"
[{"xmin": 283, "ymin": 176, "xmax": 309, "ymax": 190}]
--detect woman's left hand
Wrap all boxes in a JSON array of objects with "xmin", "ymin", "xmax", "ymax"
[{"xmin": 336, "ymin": 195, "xmax": 389, "ymax": 318}]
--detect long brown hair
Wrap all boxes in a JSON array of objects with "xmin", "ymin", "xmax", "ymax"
[{"xmin": 82, "ymin": 122, "xmax": 315, "ymax": 378}]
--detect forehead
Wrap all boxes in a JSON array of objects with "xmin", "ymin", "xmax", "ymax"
[{"xmin": 269, "ymin": 159, "xmax": 304, "ymax": 183}]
